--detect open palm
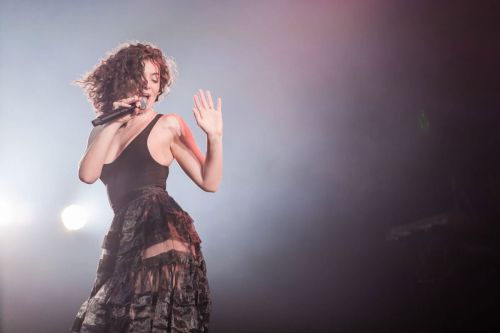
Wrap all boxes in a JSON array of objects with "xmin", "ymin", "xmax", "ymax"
[{"xmin": 193, "ymin": 89, "xmax": 223, "ymax": 136}]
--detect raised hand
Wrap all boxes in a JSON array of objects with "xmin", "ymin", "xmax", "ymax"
[{"xmin": 192, "ymin": 89, "xmax": 223, "ymax": 137}]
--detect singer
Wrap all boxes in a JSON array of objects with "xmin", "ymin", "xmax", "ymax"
[{"xmin": 70, "ymin": 42, "xmax": 223, "ymax": 332}]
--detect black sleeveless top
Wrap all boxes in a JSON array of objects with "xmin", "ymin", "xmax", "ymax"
[{"xmin": 99, "ymin": 113, "xmax": 169, "ymax": 213}]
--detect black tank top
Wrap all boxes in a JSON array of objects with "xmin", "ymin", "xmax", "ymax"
[{"xmin": 100, "ymin": 113, "xmax": 169, "ymax": 212}]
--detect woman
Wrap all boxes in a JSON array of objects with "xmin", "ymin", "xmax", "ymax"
[{"xmin": 71, "ymin": 42, "xmax": 223, "ymax": 332}]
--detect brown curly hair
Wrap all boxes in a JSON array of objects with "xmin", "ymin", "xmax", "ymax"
[{"xmin": 75, "ymin": 42, "xmax": 177, "ymax": 115}]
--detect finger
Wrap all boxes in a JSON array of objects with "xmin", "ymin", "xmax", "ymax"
[
  {"xmin": 193, "ymin": 94, "xmax": 203, "ymax": 111},
  {"xmin": 198, "ymin": 89, "xmax": 208, "ymax": 109},
  {"xmin": 192, "ymin": 107, "xmax": 202, "ymax": 121},
  {"xmin": 124, "ymin": 95, "xmax": 139, "ymax": 103},
  {"xmin": 135, "ymin": 100, "xmax": 142, "ymax": 108},
  {"xmin": 113, "ymin": 101, "xmax": 132, "ymax": 110},
  {"xmin": 114, "ymin": 95, "xmax": 138, "ymax": 109},
  {"xmin": 206, "ymin": 90, "xmax": 214, "ymax": 109},
  {"xmin": 216, "ymin": 97, "xmax": 222, "ymax": 112}
]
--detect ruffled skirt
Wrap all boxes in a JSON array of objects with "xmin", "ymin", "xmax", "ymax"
[{"xmin": 70, "ymin": 185, "xmax": 211, "ymax": 332}]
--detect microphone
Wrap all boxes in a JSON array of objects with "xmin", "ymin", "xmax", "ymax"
[{"xmin": 91, "ymin": 97, "xmax": 147, "ymax": 127}]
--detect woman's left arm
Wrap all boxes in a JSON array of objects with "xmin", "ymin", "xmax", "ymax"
[{"xmin": 170, "ymin": 89, "xmax": 223, "ymax": 192}]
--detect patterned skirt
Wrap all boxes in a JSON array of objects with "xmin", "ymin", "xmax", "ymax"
[{"xmin": 70, "ymin": 185, "xmax": 211, "ymax": 333}]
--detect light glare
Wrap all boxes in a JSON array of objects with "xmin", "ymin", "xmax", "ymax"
[{"xmin": 61, "ymin": 204, "xmax": 88, "ymax": 231}]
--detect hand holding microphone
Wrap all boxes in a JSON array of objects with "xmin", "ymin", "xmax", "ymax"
[{"xmin": 92, "ymin": 96, "xmax": 147, "ymax": 127}]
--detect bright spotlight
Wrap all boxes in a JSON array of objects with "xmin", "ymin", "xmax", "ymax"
[
  {"xmin": 61, "ymin": 204, "xmax": 88, "ymax": 231},
  {"xmin": 0, "ymin": 201, "xmax": 15, "ymax": 226}
]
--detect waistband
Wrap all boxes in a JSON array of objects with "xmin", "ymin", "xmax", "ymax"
[{"xmin": 110, "ymin": 184, "xmax": 168, "ymax": 215}]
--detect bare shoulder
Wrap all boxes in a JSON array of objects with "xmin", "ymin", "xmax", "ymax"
[{"xmin": 158, "ymin": 113, "xmax": 186, "ymax": 137}]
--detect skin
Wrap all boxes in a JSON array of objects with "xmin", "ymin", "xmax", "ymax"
[
  {"xmin": 78, "ymin": 60, "xmax": 223, "ymax": 193},
  {"xmin": 78, "ymin": 59, "xmax": 223, "ymax": 258}
]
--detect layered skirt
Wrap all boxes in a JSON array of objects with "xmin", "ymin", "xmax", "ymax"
[{"xmin": 70, "ymin": 185, "xmax": 211, "ymax": 332}]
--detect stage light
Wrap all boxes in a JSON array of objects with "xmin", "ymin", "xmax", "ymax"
[
  {"xmin": 0, "ymin": 201, "xmax": 15, "ymax": 226},
  {"xmin": 61, "ymin": 204, "xmax": 88, "ymax": 231}
]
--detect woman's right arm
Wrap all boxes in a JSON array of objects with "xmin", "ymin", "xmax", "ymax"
[
  {"xmin": 78, "ymin": 95, "xmax": 143, "ymax": 184},
  {"xmin": 78, "ymin": 122, "xmax": 122, "ymax": 184}
]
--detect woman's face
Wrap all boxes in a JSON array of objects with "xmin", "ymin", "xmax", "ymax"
[{"xmin": 141, "ymin": 59, "xmax": 161, "ymax": 110}]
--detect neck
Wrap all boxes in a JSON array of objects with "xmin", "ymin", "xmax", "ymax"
[{"xmin": 122, "ymin": 109, "xmax": 156, "ymax": 129}]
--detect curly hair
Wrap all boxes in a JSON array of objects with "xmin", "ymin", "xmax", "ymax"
[{"xmin": 75, "ymin": 42, "xmax": 178, "ymax": 115}]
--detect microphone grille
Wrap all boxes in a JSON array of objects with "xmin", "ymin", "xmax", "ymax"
[{"xmin": 140, "ymin": 97, "xmax": 147, "ymax": 110}]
